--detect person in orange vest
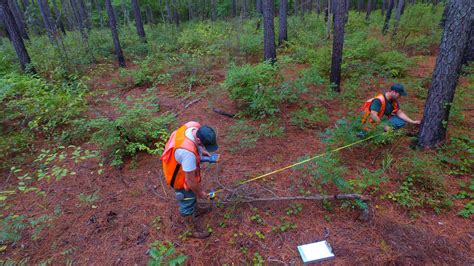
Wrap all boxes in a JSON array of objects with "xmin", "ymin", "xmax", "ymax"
[
  {"xmin": 160, "ymin": 121, "xmax": 219, "ymax": 239},
  {"xmin": 361, "ymin": 84, "xmax": 420, "ymax": 131}
]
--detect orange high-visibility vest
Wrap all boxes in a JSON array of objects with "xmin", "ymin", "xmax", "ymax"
[
  {"xmin": 160, "ymin": 121, "xmax": 201, "ymax": 190},
  {"xmin": 361, "ymin": 93, "xmax": 399, "ymax": 129}
]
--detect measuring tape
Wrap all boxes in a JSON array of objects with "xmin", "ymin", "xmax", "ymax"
[{"xmin": 178, "ymin": 133, "xmax": 381, "ymax": 201}]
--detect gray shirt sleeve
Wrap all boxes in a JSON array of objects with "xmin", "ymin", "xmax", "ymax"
[{"xmin": 174, "ymin": 148, "xmax": 197, "ymax": 172}]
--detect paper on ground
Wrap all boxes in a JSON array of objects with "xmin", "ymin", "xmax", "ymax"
[{"xmin": 297, "ymin": 240, "xmax": 335, "ymax": 263}]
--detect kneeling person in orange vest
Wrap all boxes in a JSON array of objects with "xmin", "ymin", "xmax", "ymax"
[
  {"xmin": 361, "ymin": 84, "xmax": 420, "ymax": 131},
  {"xmin": 160, "ymin": 121, "xmax": 219, "ymax": 239}
]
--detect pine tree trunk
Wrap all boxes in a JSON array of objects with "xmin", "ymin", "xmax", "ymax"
[
  {"xmin": 61, "ymin": 0, "xmax": 74, "ymax": 29},
  {"xmin": 131, "ymin": 0, "xmax": 146, "ymax": 41},
  {"xmin": 105, "ymin": 0, "xmax": 126, "ymax": 67},
  {"xmin": 294, "ymin": 0, "xmax": 298, "ymax": 16},
  {"xmin": 187, "ymin": 0, "xmax": 193, "ymax": 20},
  {"xmin": 96, "ymin": 0, "xmax": 103, "ymax": 28},
  {"xmin": 382, "ymin": 0, "xmax": 394, "ymax": 35},
  {"xmin": 317, "ymin": 0, "xmax": 321, "ymax": 17},
  {"xmin": 462, "ymin": 22, "xmax": 473, "ymax": 64},
  {"xmin": 8, "ymin": 0, "xmax": 29, "ymax": 39},
  {"xmin": 262, "ymin": 0, "xmax": 276, "ymax": 62},
  {"xmin": 392, "ymin": 0, "xmax": 403, "ymax": 36},
  {"xmin": 78, "ymin": 0, "xmax": 90, "ymax": 30},
  {"xmin": 365, "ymin": 0, "xmax": 371, "ymax": 21},
  {"xmin": 242, "ymin": 0, "xmax": 248, "ymax": 18},
  {"xmin": 172, "ymin": 0, "xmax": 179, "ymax": 26},
  {"xmin": 381, "ymin": 0, "xmax": 385, "ymax": 16},
  {"xmin": 211, "ymin": 0, "xmax": 217, "ymax": 21},
  {"xmin": 145, "ymin": 5, "xmax": 154, "ymax": 24},
  {"xmin": 0, "ymin": 0, "xmax": 33, "ymax": 72},
  {"xmin": 256, "ymin": 0, "xmax": 262, "ymax": 14},
  {"xmin": 231, "ymin": 0, "xmax": 237, "ymax": 16},
  {"xmin": 326, "ymin": 0, "xmax": 331, "ymax": 38},
  {"xmin": 418, "ymin": 0, "xmax": 473, "ymax": 148},
  {"xmin": 329, "ymin": 0, "xmax": 345, "ymax": 92},
  {"xmin": 37, "ymin": 0, "xmax": 57, "ymax": 43},
  {"xmin": 165, "ymin": 0, "xmax": 172, "ymax": 22},
  {"xmin": 51, "ymin": 0, "xmax": 66, "ymax": 34},
  {"xmin": 278, "ymin": 0, "xmax": 288, "ymax": 46}
]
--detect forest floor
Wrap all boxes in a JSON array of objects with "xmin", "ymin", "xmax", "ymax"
[{"xmin": 2, "ymin": 53, "xmax": 473, "ymax": 265}]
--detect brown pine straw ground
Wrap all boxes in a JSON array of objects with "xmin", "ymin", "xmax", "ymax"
[{"xmin": 1, "ymin": 54, "xmax": 473, "ymax": 265}]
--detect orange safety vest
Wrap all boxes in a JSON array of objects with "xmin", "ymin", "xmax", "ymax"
[
  {"xmin": 160, "ymin": 121, "xmax": 201, "ymax": 190},
  {"xmin": 361, "ymin": 93, "xmax": 399, "ymax": 130}
]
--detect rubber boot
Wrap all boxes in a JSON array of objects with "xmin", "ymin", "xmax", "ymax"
[{"xmin": 184, "ymin": 216, "xmax": 210, "ymax": 239}]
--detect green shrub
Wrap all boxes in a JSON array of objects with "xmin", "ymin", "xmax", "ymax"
[
  {"xmin": 373, "ymin": 50, "xmax": 412, "ymax": 78},
  {"xmin": 239, "ymin": 32, "xmax": 262, "ymax": 57},
  {"xmin": 388, "ymin": 153, "xmax": 453, "ymax": 213},
  {"xmin": 66, "ymin": 97, "xmax": 174, "ymax": 166},
  {"xmin": 224, "ymin": 62, "xmax": 282, "ymax": 118}
]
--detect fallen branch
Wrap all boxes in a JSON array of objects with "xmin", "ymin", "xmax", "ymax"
[
  {"xmin": 213, "ymin": 108, "xmax": 236, "ymax": 118},
  {"xmin": 184, "ymin": 97, "xmax": 201, "ymax": 109},
  {"xmin": 231, "ymin": 194, "xmax": 370, "ymax": 203}
]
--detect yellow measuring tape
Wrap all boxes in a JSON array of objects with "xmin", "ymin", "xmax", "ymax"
[
  {"xmin": 181, "ymin": 133, "xmax": 381, "ymax": 201},
  {"xmin": 212, "ymin": 133, "xmax": 380, "ymax": 195}
]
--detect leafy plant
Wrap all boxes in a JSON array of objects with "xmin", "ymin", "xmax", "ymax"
[
  {"xmin": 148, "ymin": 240, "xmax": 187, "ymax": 266},
  {"xmin": 0, "ymin": 215, "xmax": 26, "ymax": 244},
  {"xmin": 224, "ymin": 62, "xmax": 282, "ymax": 118},
  {"xmin": 67, "ymin": 96, "xmax": 174, "ymax": 165},
  {"xmin": 79, "ymin": 191, "xmax": 100, "ymax": 204}
]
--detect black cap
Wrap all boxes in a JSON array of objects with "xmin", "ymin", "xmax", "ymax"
[
  {"xmin": 391, "ymin": 84, "xmax": 407, "ymax": 96},
  {"xmin": 196, "ymin": 125, "xmax": 218, "ymax": 152}
]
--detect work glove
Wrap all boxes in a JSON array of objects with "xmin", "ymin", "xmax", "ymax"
[{"xmin": 200, "ymin": 154, "xmax": 220, "ymax": 163}]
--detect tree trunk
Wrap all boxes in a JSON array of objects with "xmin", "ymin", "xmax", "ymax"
[
  {"xmin": 51, "ymin": 0, "xmax": 66, "ymax": 34},
  {"xmin": 37, "ymin": 0, "xmax": 57, "ymax": 43},
  {"xmin": 165, "ymin": 0, "xmax": 172, "ymax": 22},
  {"xmin": 462, "ymin": 22, "xmax": 473, "ymax": 64},
  {"xmin": 256, "ymin": 0, "xmax": 263, "ymax": 14},
  {"xmin": 172, "ymin": 0, "xmax": 179, "ymax": 26},
  {"xmin": 329, "ymin": 0, "xmax": 345, "ymax": 92},
  {"xmin": 78, "ymin": 0, "xmax": 89, "ymax": 30},
  {"xmin": 418, "ymin": 0, "xmax": 473, "ymax": 148},
  {"xmin": 231, "ymin": 0, "xmax": 236, "ymax": 17},
  {"xmin": 211, "ymin": 0, "xmax": 217, "ymax": 21},
  {"xmin": 382, "ymin": 0, "xmax": 394, "ymax": 35},
  {"xmin": 262, "ymin": 0, "xmax": 276, "ymax": 62},
  {"xmin": 96, "ymin": 0, "xmax": 103, "ymax": 28},
  {"xmin": 145, "ymin": 5, "xmax": 154, "ymax": 24},
  {"xmin": 317, "ymin": 0, "xmax": 321, "ymax": 17},
  {"xmin": 294, "ymin": 0, "xmax": 298, "ymax": 16},
  {"xmin": 381, "ymin": 0, "xmax": 385, "ymax": 16},
  {"xmin": 8, "ymin": 0, "xmax": 29, "ymax": 40},
  {"xmin": 242, "ymin": 0, "xmax": 248, "ymax": 18},
  {"xmin": 326, "ymin": 0, "xmax": 331, "ymax": 38},
  {"xmin": 61, "ymin": 0, "xmax": 74, "ymax": 29},
  {"xmin": 392, "ymin": 0, "xmax": 403, "ymax": 36},
  {"xmin": 105, "ymin": 0, "xmax": 125, "ymax": 67},
  {"xmin": 0, "ymin": 0, "xmax": 33, "ymax": 72},
  {"xmin": 365, "ymin": 0, "xmax": 371, "ymax": 21},
  {"xmin": 131, "ymin": 0, "xmax": 146, "ymax": 42},
  {"xmin": 278, "ymin": 0, "xmax": 288, "ymax": 46}
]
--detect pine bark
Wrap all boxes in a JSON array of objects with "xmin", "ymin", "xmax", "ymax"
[
  {"xmin": 172, "ymin": 0, "xmax": 179, "ymax": 25},
  {"xmin": 131, "ymin": 0, "xmax": 146, "ymax": 42},
  {"xmin": 8, "ymin": 0, "xmax": 28, "ymax": 39},
  {"xmin": 329, "ymin": 0, "xmax": 345, "ymax": 92},
  {"xmin": 262, "ymin": 0, "xmax": 276, "ymax": 62},
  {"xmin": 418, "ymin": 0, "xmax": 473, "ymax": 148},
  {"xmin": 211, "ymin": 0, "xmax": 217, "ymax": 21},
  {"xmin": 462, "ymin": 23, "xmax": 473, "ymax": 64},
  {"xmin": 392, "ymin": 0, "xmax": 403, "ymax": 35},
  {"xmin": 231, "ymin": 0, "xmax": 236, "ymax": 17},
  {"xmin": 37, "ymin": 0, "xmax": 57, "ymax": 43},
  {"xmin": 105, "ymin": 0, "xmax": 125, "ymax": 67},
  {"xmin": 365, "ymin": 0, "xmax": 371, "ymax": 21},
  {"xmin": 256, "ymin": 0, "xmax": 263, "ymax": 14},
  {"xmin": 0, "ymin": 0, "xmax": 33, "ymax": 72},
  {"xmin": 278, "ymin": 0, "xmax": 288, "ymax": 46},
  {"xmin": 51, "ymin": 0, "xmax": 66, "ymax": 34},
  {"xmin": 382, "ymin": 0, "xmax": 394, "ymax": 35}
]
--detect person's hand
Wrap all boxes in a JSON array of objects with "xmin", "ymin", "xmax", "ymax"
[
  {"xmin": 199, "ymin": 191, "xmax": 208, "ymax": 199},
  {"xmin": 413, "ymin": 120, "xmax": 421, "ymax": 125}
]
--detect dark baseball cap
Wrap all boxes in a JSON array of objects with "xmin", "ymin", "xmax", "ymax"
[
  {"xmin": 196, "ymin": 125, "xmax": 218, "ymax": 152},
  {"xmin": 391, "ymin": 84, "xmax": 407, "ymax": 96}
]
